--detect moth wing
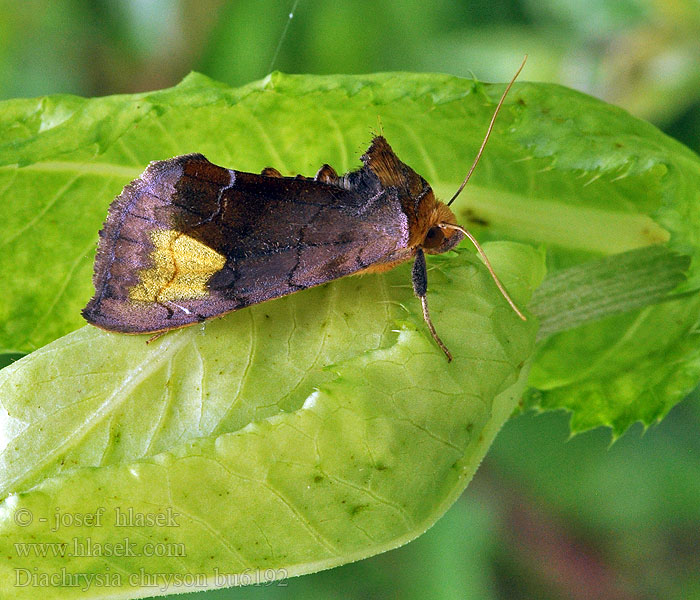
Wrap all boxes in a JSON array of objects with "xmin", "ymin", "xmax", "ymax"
[{"xmin": 83, "ymin": 154, "xmax": 410, "ymax": 333}]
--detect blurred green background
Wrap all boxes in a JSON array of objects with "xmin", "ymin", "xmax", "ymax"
[{"xmin": 2, "ymin": 0, "xmax": 700, "ymax": 598}]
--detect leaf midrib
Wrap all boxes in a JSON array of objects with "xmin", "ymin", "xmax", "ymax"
[{"xmin": 437, "ymin": 183, "xmax": 670, "ymax": 255}]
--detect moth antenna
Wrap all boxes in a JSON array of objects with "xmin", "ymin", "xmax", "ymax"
[
  {"xmin": 447, "ymin": 55, "xmax": 527, "ymax": 207},
  {"xmin": 439, "ymin": 223, "xmax": 527, "ymax": 321}
]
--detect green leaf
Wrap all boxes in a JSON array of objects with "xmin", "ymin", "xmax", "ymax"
[
  {"xmin": 525, "ymin": 293, "xmax": 700, "ymax": 436},
  {"xmin": 0, "ymin": 244, "xmax": 542, "ymax": 598},
  {"xmin": 525, "ymin": 245, "xmax": 700, "ymax": 435},
  {"xmin": 530, "ymin": 245, "xmax": 690, "ymax": 340},
  {"xmin": 436, "ymin": 78, "xmax": 700, "ymax": 434},
  {"xmin": 1, "ymin": 74, "xmax": 699, "ymax": 452},
  {"xmin": 1, "ymin": 71, "xmax": 696, "ymax": 355}
]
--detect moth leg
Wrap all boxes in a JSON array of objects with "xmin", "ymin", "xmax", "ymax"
[
  {"xmin": 146, "ymin": 331, "xmax": 167, "ymax": 344},
  {"xmin": 314, "ymin": 164, "xmax": 339, "ymax": 184},
  {"xmin": 261, "ymin": 167, "xmax": 282, "ymax": 177},
  {"xmin": 412, "ymin": 249, "xmax": 452, "ymax": 361}
]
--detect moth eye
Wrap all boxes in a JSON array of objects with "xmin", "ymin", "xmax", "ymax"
[{"xmin": 422, "ymin": 226, "xmax": 445, "ymax": 249}]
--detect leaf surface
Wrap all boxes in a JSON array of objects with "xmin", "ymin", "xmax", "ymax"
[
  {"xmin": 2, "ymin": 73, "xmax": 700, "ymax": 437},
  {"xmin": 0, "ymin": 74, "xmax": 699, "ymax": 592},
  {"xmin": 0, "ymin": 244, "xmax": 541, "ymax": 598}
]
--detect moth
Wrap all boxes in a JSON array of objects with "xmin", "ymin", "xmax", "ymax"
[{"xmin": 83, "ymin": 60, "xmax": 527, "ymax": 361}]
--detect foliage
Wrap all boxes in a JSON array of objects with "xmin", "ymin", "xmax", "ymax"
[{"xmin": 1, "ymin": 72, "xmax": 700, "ymax": 597}]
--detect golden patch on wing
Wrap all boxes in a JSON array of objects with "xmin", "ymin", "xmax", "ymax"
[{"xmin": 129, "ymin": 229, "xmax": 226, "ymax": 303}]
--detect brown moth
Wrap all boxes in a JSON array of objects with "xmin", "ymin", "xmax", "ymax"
[{"xmin": 83, "ymin": 60, "xmax": 527, "ymax": 361}]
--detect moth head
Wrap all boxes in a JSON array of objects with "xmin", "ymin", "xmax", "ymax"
[
  {"xmin": 420, "ymin": 201, "xmax": 464, "ymax": 255},
  {"xmin": 428, "ymin": 54, "xmax": 528, "ymax": 256}
]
